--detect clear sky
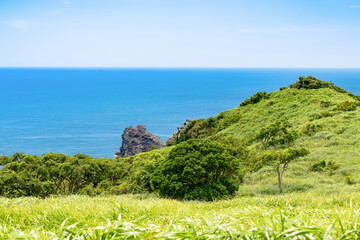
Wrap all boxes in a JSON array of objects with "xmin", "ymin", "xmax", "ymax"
[{"xmin": 0, "ymin": 0, "xmax": 359, "ymax": 68}]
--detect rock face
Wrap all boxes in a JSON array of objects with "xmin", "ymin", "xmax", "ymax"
[
  {"xmin": 116, "ymin": 125, "xmax": 165, "ymax": 157},
  {"xmin": 166, "ymin": 119, "xmax": 195, "ymax": 144}
]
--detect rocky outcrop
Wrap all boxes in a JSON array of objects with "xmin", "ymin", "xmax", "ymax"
[
  {"xmin": 166, "ymin": 119, "xmax": 195, "ymax": 144},
  {"xmin": 116, "ymin": 125, "xmax": 165, "ymax": 157}
]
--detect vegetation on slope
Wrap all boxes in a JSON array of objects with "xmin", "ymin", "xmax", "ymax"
[{"xmin": 1, "ymin": 76, "xmax": 360, "ymax": 199}]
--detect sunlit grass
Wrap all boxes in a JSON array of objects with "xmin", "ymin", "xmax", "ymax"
[{"xmin": 1, "ymin": 193, "xmax": 360, "ymax": 239}]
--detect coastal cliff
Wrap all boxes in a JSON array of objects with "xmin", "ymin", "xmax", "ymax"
[{"xmin": 116, "ymin": 125, "xmax": 165, "ymax": 157}]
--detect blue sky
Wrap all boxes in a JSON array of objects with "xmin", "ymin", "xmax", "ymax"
[{"xmin": 0, "ymin": 0, "xmax": 359, "ymax": 68}]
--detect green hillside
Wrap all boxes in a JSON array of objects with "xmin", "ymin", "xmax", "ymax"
[
  {"xmin": 225, "ymin": 87, "xmax": 360, "ymax": 195},
  {"xmin": 124, "ymin": 76, "xmax": 360, "ymax": 196}
]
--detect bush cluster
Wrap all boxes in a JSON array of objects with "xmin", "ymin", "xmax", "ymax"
[
  {"xmin": 310, "ymin": 160, "xmax": 340, "ymax": 172},
  {"xmin": 337, "ymin": 101, "xmax": 357, "ymax": 111},
  {"xmin": 302, "ymin": 124, "xmax": 322, "ymax": 136},
  {"xmin": 309, "ymin": 111, "xmax": 336, "ymax": 121},
  {"xmin": 320, "ymin": 100, "xmax": 333, "ymax": 109},
  {"xmin": 151, "ymin": 139, "xmax": 244, "ymax": 201},
  {"xmin": 173, "ymin": 113, "xmax": 242, "ymax": 144},
  {"xmin": 0, "ymin": 153, "xmax": 127, "ymax": 197},
  {"xmin": 290, "ymin": 76, "xmax": 360, "ymax": 102},
  {"xmin": 240, "ymin": 92, "xmax": 270, "ymax": 107}
]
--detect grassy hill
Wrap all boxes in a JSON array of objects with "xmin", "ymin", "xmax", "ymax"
[{"xmin": 124, "ymin": 76, "xmax": 360, "ymax": 196}]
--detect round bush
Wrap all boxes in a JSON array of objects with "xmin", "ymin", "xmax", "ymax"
[{"xmin": 150, "ymin": 139, "xmax": 243, "ymax": 201}]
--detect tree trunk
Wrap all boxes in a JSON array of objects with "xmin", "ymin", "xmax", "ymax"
[
  {"xmin": 277, "ymin": 167, "xmax": 282, "ymax": 193},
  {"xmin": 278, "ymin": 161, "xmax": 288, "ymax": 194}
]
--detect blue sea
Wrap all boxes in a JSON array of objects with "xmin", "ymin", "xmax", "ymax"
[{"xmin": 1, "ymin": 68, "xmax": 360, "ymax": 158}]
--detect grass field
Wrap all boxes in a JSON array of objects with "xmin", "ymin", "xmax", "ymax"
[{"xmin": 1, "ymin": 192, "xmax": 360, "ymax": 239}]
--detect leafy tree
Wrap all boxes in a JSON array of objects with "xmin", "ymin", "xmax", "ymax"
[
  {"xmin": 258, "ymin": 147, "xmax": 309, "ymax": 193},
  {"xmin": 151, "ymin": 139, "xmax": 243, "ymax": 201},
  {"xmin": 254, "ymin": 121, "xmax": 308, "ymax": 193},
  {"xmin": 0, "ymin": 153, "xmax": 56, "ymax": 197},
  {"xmin": 255, "ymin": 120, "xmax": 296, "ymax": 150}
]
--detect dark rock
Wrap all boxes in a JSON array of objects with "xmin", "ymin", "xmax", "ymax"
[
  {"xmin": 166, "ymin": 119, "xmax": 195, "ymax": 144},
  {"xmin": 117, "ymin": 125, "xmax": 165, "ymax": 157}
]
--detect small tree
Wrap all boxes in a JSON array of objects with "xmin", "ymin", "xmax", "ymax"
[
  {"xmin": 259, "ymin": 147, "xmax": 309, "ymax": 193},
  {"xmin": 256, "ymin": 120, "xmax": 296, "ymax": 150},
  {"xmin": 255, "ymin": 121, "xmax": 308, "ymax": 193},
  {"xmin": 150, "ymin": 139, "xmax": 243, "ymax": 201}
]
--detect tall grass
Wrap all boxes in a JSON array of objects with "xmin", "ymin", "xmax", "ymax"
[{"xmin": 1, "ymin": 193, "xmax": 360, "ymax": 239}]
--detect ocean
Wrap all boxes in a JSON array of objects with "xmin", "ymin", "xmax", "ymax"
[{"xmin": 1, "ymin": 68, "xmax": 360, "ymax": 158}]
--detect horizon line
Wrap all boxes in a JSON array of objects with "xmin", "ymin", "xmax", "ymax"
[{"xmin": 1, "ymin": 67, "xmax": 360, "ymax": 70}]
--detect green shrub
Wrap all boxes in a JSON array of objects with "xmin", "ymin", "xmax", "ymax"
[
  {"xmin": 151, "ymin": 139, "xmax": 243, "ymax": 201},
  {"xmin": 309, "ymin": 111, "xmax": 336, "ymax": 121},
  {"xmin": 320, "ymin": 100, "xmax": 333, "ymax": 108},
  {"xmin": 175, "ymin": 113, "xmax": 242, "ymax": 144},
  {"xmin": 327, "ymin": 160, "xmax": 340, "ymax": 171},
  {"xmin": 289, "ymin": 76, "xmax": 345, "ymax": 91},
  {"xmin": 310, "ymin": 160, "xmax": 326, "ymax": 172},
  {"xmin": 279, "ymin": 87, "xmax": 287, "ymax": 91},
  {"xmin": 148, "ymin": 146, "xmax": 158, "ymax": 151},
  {"xmin": 310, "ymin": 160, "xmax": 340, "ymax": 172},
  {"xmin": 240, "ymin": 92, "xmax": 270, "ymax": 107},
  {"xmin": 211, "ymin": 135, "xmax": 249, "ymax": 160},
  {"xmin": 175, "ymin": 118, "xmax": 216, "ymax": 143},
  {"xmin": 345, "ymin": 176, "xmax": 353, "ymax": 185},
  {"xmin": 302, "ymin": 124, "xmax": 322, "ymax": 136},
  {"xmin": 337, "ymin": 101, "xmax": 357, "ymax": 111},
  {"xmin": 290, "ymin": 76, "xmax": 360, "ymax": 101},
  {"xmin": 216, "ymin": 113, "xmax": 242, "ymax": 131}
]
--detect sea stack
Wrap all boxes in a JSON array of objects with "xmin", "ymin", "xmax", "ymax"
[{"xmin": 116, "ymin": 125, "xmax": 165, "ymax": 157}]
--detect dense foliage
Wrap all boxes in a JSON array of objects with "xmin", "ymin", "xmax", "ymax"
[
  {"xmin": 290, "ymin": 75, "xmax": 360, "ymax": 101},
  {"xmin": 151, "ymin": 139, "xmax": 243, "ymax": 201},
  {"xmin": 337, "ymin": 101, "xmax": 357, "ymax": 111},
  {"xmin": 172, "ymin": 113, "xmax": 242, "ymax": 144},
  {"xmin": 255, "ymin": 120, "xmax": 297, "ymax": 150},
  {"xmin": 0, "ymin": 153, "xmax": 127, "ymax": 197},
  {"xmin": 239, "ymin": 91, "xmax": 270, "ymax": 106},
  {"xmin": 310, "ymin": 160, "xmax": 340, "ymax": 172}
]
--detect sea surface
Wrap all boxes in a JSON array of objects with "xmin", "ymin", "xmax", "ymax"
[{"xmin": 1, "ymin": 68, "xmax": 360, "ymax": 158}]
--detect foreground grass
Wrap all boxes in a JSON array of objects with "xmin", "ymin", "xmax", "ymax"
[{"xmin": 1, "ymin": 193, "xmax": 360, "ymax": 239}]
